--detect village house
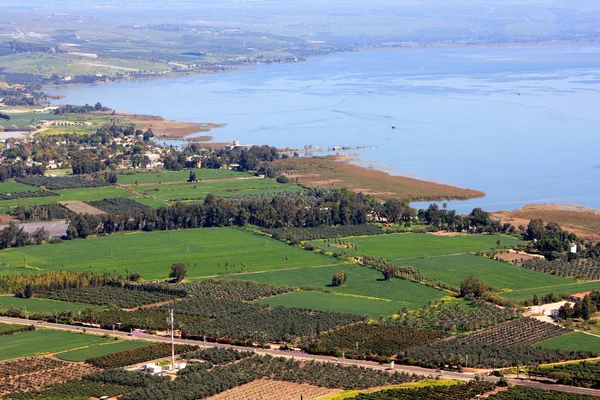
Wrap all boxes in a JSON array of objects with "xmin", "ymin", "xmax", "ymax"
[{"xmin": 571, "ymin": 292, "xmax": 592, "ymax": 302}]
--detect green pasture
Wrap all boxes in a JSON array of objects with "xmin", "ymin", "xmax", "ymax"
[
  {"xmin": 0, "ymin": 181, "xmax": 42, "ymax": 194},
  {"xmin": 117, "ymin": 169, "xmax": 250, "ymax": 184},
  {"xmin": 0, "ymin": 296, "xmax": 102, "ymax": 313},
  {"xmin": 535, "ymin": 332, "xmax": 600, "ymax": 353},
  {"xmin": 0, "ymin": 329, "xmax": 112, "ymax": 361},
  {"xmin": 257, "ymin": 291, "xmax": 403, "ymax": 318},
  {"xmin": 406, "ymin": 255, "xmax": 575, "ymax": 296},
  {"xmin": 0, "ymin": 176, "xmax": 299, "ymax": 209},
  {"xmin": 230, "ymin": 264, "xmax": 462, "ymax": 314},
  {"xmin": 129, "ymin": 178, "xmax": 301, "ymax": 202},
  {"xmin": 55, "ymin": 340, "xmax": 153, "ymax": 362},
  {"xmin": 501, "ymin": 281, "xmax": 600, "ymax": 302},
  {"xmin": 0, "ymin": 228, "xmax": 338, "ymax": 280},
  {"xmin": 2, "ymin": 111, "xmax": 64, "ymax": 128},
  {"xmin": 311, "ymin": 233, "xmax": 523, "ymax": 261}
]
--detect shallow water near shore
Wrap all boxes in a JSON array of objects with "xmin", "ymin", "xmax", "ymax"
[{"xmin": 48, "ymin": 45, "xmax": 600, "ymax": 213}]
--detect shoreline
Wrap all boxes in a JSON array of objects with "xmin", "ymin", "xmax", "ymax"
[
  {"xmin": 29, "ymin": 41, "xmax": 600, "ymax": 230},
  {"xmin": 356, "ymin": 39, "xmax": 600, "ymax": 54},
  {"xmin": 272, "ymin": 154, "xmax": 485, "ymax": 203},
  {"xmin": 39, "ymin": 39, "xmax": 599, "ymax": 91}
]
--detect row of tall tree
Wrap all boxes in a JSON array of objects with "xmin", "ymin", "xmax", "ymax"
[{"xmin": 65, "ymin": 189, "xmax": 373, "ymax": 239}]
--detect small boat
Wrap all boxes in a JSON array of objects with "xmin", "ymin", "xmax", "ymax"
[{"xmin": 391, "ymin": 125, "xmax": 396, "ymax": 129}]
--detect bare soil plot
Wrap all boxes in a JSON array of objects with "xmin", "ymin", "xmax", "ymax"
[
  {"xmin": 494, "ymin": 251, "xmax": 542, "ymax": 263},
  {"xmin": 206, "ymin": 379, "xmax": 341, "ymax": 400},
  {"xmin": 0, "ymin": 356, "xmax": 97, "ymax": 396},
  {"xmin": 59, "ymin": 200, "xmax": 106, "ymax": 215}
]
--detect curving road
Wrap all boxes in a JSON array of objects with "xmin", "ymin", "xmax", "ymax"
[{"xmin": 1, "ymin": 316, "xmax": 600, "ymax": 397}]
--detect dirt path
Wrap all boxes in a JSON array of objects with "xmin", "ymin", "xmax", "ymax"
[{"xmin": 125, "ymin": 299, "xmax": 175, "ymax": 311}]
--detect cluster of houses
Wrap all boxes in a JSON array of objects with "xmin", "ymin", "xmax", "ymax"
[
  {"xmin": 33, "ymin": 106, "xmax": 59, "ymax": 113},
  {"xmin": 42, "ymin": 120, "xmax": 94, "ymax": 127}
]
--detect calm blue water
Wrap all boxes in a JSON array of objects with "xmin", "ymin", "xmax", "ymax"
[{"xmin": 48, "ymin": 45, "xmax": 600, "ymax": 212}]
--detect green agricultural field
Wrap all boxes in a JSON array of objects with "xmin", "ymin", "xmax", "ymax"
[
  {"xmin": 0, "ymin": 296, "xmax": 102, "ymax": 313},
  {"xmin": 128, "ymin": 178, "xmax": 301, "ymax": 202},
  {"xmin": 0, "ymin": 186, "xmax": 136, "ymax": 207},
  {"xmin": 230, "ymin": 264, "xmax": 463, "ymax": 315},
  {"xmin": 406, "ymin": 254, "xmax": 577, "ymax": 296},
  {"xmin": 502, "ymin": 281, "xmax": 600, "ymax": 302},
  {"xmin": 0, "ymin": 329, "xmax": 112, "ymax": 361},
  {"xmin": 117, "ymin": 169, "xmax": 250, "ymax": 184},
  {"xmin": 55, "ymin": 340, "xmax": 153, "ymax": 362},
  {"xmin": 0, "ymin": 228, "xmax": 338, "ymax": 280},
  {"xmin": 535, "ymin": 332, "xmax": 600, "ymax": 353},
  {"xmin": 311, "ymin": 233, "xmax": 523, "ymax": 261},
  {"xmin": 3, "ymin": 112, "xmax": 65, "ymax": 129},
  {"xmin": 0, "ymin": 181, "xmax": 42, "ymax": 194},
  {"xmin": 257, "ymin": 291, "xmax": 402, "ymax": 318}
]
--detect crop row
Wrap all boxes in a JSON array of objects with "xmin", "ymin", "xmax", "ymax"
[
  {"xmin": 123, "ymin": 355, "xmax": 421, "ymax": 400},
  {"xmin": 394, "ymin": 300, "xmax": 521, "ymax": 333},
  {"xmin": 181, "ymin": 348, "xmax": 254, "ymax": 365},
  {"xmin": 0, "ymin": 190, "xmax": 58, "ymax": 201},
  {"xmin": 403, "ymin": 341, "xmax": 595, "ymax": 368},
  {"xmin": 521, "ymin": 258, "xmax": 600, "ymax": 281},
  {"xmin": 87, "ymin": 198, "xmax": 152, "ymax": 214},
  {"xmin": 534, "ymin": 361, "xmax": 600, "ymax": 388},
  {"xmin": 0, "ymin": 323, "xmax": 30, "ymax": 336},
  {"xmin": 181, "ymin": 279, "xmax": 292, "ymax": 301},
  {"xmin": 487, "ymin": 386, "xmax": 597, "ymax": 400},
  {"xmin": 163, "ymin": 296, "xmax": 365, "ymax": 342},
  {"xmin": 0, "ymin": 357, "xmax": 96, "ymax": 397},
  {"xmin": 36, "ymin": 286, "xmax": 177, "ymax": 308},
  {"xmin": 82, "ymin": 279, "xmax": 364, "ymax": 342},
  {"xmin": 351, "ymin": 381, "xmax": 495, "ymax": 400},
  {"xmin": 86, "ymin": 343, "xmax": 197, "ymax": 368},
  {"xmin": 5, "ymin": 369, "xmax": 168, "ymax": 400},
  {"xmin": 16, "ymin": 175, "xmax": 110, "ymax": 190},
  {"xmin": 463, "ymin": 318, "xmax": 569, "ymax": 346},
  {"xmin": 300, "ymin": 323, "xmax": 445, "ymax": 357}
]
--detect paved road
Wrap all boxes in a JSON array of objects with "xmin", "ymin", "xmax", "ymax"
[{"xmin": 2, "ymin": 316, "xmax": 600, "ymax": 397}]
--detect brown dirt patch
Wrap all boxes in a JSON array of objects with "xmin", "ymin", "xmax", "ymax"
[
  {"xmin": 206, "ymin": 379, "xmax": 341, "ymax": 400},
  {"xmin": 492, "ymin": 204, "xmax": 600, "ymax": 242},
  {"xmin": 494, "ymin": 251, "xmax": 540, "ymax": 263},
  {"xmin": 0, "ymin": 356, "xmax": 97, "ymax": 396},
  {"xmin": 0, "ymin": 215, "xmax": 15, "ymax": 224},
  {"xmin": 272, "ymin": 155, "xmax": 485, "ymax": 202},
  {"xmin": 125, "ymin": 299, "xmax": 175, "ymax": 311},
  {"xmin": 428, "ymin": 231, "xmax": 469, "ymax": 237},
  {"xmin": 59, "ymin": 201, "xmax": 106, "ymax": 215},
  {"xmin": 120, "ymin": 113, "xmax": 224, "ymax": 139}
]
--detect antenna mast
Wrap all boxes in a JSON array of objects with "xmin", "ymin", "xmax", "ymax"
[{"xmin": 168, "ymin": 307, "xmax": 175, "ymax": 370}]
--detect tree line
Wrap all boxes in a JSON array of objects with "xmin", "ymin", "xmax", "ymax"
[{"xmin": 64, "ymin": 189, "xmax": 372, "ymax": 239}]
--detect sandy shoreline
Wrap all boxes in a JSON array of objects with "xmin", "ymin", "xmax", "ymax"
[{"xmin": 114, "ymin": 112, "xmax": 225, "ymax": 139}]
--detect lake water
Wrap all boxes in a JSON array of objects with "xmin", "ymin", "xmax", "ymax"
[{"xmin": 48, "ymin": 45, "xmax": 600, "ymax": 213}]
